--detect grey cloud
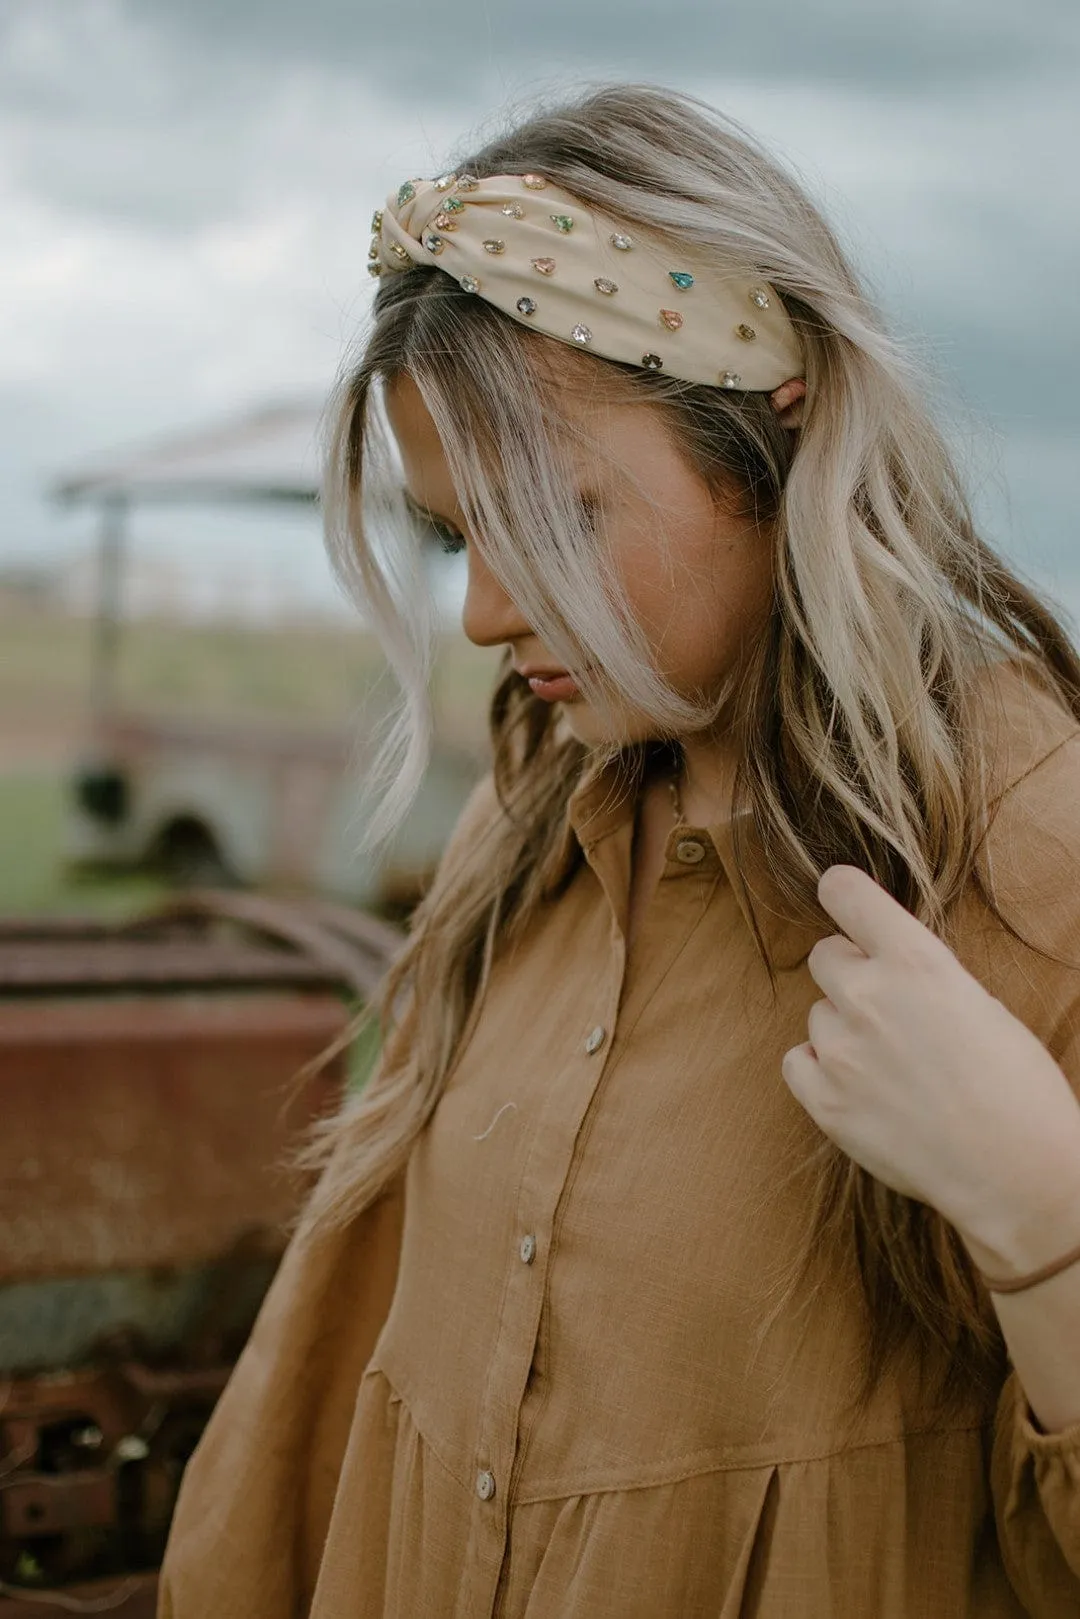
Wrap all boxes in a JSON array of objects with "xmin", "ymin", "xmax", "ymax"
[{"xmin": 135, "ymin": 0, "xmax": 1080, "ymax": 92}]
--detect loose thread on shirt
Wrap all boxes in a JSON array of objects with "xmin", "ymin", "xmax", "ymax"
[{"xmin": 473, "ymin": 1101, "xmax": 518, "ymax": 1141}]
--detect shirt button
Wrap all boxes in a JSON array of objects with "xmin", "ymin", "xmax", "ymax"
[
  {"xmin": 519, "ymin": 1233, "xmax": 537, "ymax": 1264},
  {"xmin": 584, "ymin": 1024, "xmax": 606, "ymax": 1053},
  {"xmin": 675, "ymin": 839, "xmax": 706, "ymax": 864},
  {"xmin": 476, "ymin": 1469, "xmax": 496, "ymax": 1500}
]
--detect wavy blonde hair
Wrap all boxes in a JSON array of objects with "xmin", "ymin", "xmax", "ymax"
[{"xmin": 293, "ymin": 81, "xmax": 1080, "ymax": 1416}]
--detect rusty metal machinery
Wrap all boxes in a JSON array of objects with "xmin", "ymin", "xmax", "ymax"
[{"xmin": 0, "ymin": 893, "xmax": 404, "ymax": 1613}]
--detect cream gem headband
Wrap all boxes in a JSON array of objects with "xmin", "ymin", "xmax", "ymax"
[{"xmin": 369, "ymin": 170, "xmax": 805, "ymax": 392}]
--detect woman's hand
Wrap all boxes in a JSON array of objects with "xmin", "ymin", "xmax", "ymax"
[{"xmin": 780, "ymin": 863, "xmax": 1080, "ymax": 1267}]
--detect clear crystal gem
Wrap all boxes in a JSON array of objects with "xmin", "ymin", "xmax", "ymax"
[
  {"xmin": 516, "ymin": 296, "xmax": 537, "ymax": 315},
  {"xmin": 571, "ymin": 323, "xmax": 593, "ymax": 344},
  {"xmin": 719, "ymin": 371, "xmax": 743, "ymax": 388},
  {"xmin": 500, "ymin": 202, "xmax": 525, "ymax": 218},
  {"xmin": 521, "ymin": 173, "xmax": 547, "ymax": 189},
  {"xmin": 610, "ymin": 232, "xmax": 633, "ymax": 250},
  {"xmin": 593, "ymin": 277, "xmax": 618, "ymax": 294},
  {"xmin": 749, "ymin": 287, "xmax": 770, "ymax": 308},
  {"xmin": 659, "ymin": 308, "xmax": 683, "ymax": 330},
  {"xmin": 456, "ymin": 173, "xmax": 480, "ymax": 191},
  {"xmin": 422, "ymin": 232, "xmax": 444, "ymax": 254},
  {"xmin": 460, "ymin": 275, "xmax": 481, "ymax": 293},
  {"xmin": 482, "ymin": 238, "xmax": 506, "ymax": 254},
  {"xmin": 531, "ymin": 257, "xmax": 556, "ymax": 275},
  {"xmin": 641, "ymin": 353, "xmax": 663, "ymax": 370},
  {"xmin": 396, "ymin": 180, "xmax": 416, "ymax": 206},
  {"xmin": 736, "ymin": 323, "xmax": 757, "ymax": 341},
  {"xmin": 668, "ymin": 270, "xmax": 695, "ymax": 290},
  {"xmin": 433, "ymin": 173, "xmax": 457, "ymax": 191},
  {"xmin": 366, "ymin": 261, "xmax": 382, "ymax": 278},
  {"xmin": 550, "ymin": 213, "xmax": 574, "ymax": 232}
]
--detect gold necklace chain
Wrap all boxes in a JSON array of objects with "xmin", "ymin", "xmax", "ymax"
[{"xmin": 667, "ymin": 757, "xmax": 685, "ymax": 826}]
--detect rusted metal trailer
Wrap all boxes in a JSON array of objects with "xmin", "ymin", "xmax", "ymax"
[{"xmin": 0, "ymin": 893, "xmax": 403, "ymax": 1613}]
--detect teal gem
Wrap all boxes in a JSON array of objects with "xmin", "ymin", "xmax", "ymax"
[
  {"xmin": 397, "ymin": 180, "xmax": 416, "ymax": 206},
  {"xmin": 668, "ymin": 270, "xmax": 695, "ymax": 289},
  {"xmin": 550, "ymin": 214, "xmax": 575, "ymax": 232},
  {"xmin": 442, "ymin": 196, "xmax": 466, "ymax": 212}
]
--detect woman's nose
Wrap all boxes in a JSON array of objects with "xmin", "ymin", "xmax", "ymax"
[{"xmin": 460, "ymin": 547, "xmax": 531, "ymax": 649}]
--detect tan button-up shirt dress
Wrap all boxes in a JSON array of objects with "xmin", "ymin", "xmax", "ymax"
[{"xmin": 158, "ymin": 655, "xmax": 1080, "ymax": 1617}]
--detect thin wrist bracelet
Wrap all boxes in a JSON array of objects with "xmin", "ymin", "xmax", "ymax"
[{"xmin": 979, "ymin": 1237, "xmax": 1080, "ymax": 1296}]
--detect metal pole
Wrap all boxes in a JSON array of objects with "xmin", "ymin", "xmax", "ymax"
[{"xmin": 91, "ymin": 493, "xmax": 127, "ymax": 720}]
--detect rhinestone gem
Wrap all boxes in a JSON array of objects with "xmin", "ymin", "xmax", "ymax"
[
  {"xmin": 521, "ymin": 173, "xmax": 547, "ymax": 189},
  {"xmin": 610, "ymin": 232, "xmax": 633, "ymax": 250},
  {"xmin": 719, "ymin": 371, "xmax": 743, "ymax": 388},
  {"xmin": 366, "ymin": 261, "xmax": 382, "ymax": 278},
  {"xmin": 749, "ymin": 286, "xmax": 771, "ymax": 309},
  {"xmin": 368, "ymin": 243, "xmax": 380, "ymax": 261},
  {"xmin": 433, "ymin": 172, "xmax": 457, "ymax": 191},
  {"xmin": 433, "ymin": 212, "xmax": 458, "ymax": 230},
  {"xmin": 500, "ymin": 201, "xmax": 525, "ymax": 218},
  {"xmin": 668, "ymin": 270, "xmax": 695, "ymax": 289},
  {"xmin": 593, "ymin": 277, "xmax": 618, "ymax": 294},
  {"xmin": 460, "ymin": 275, "xmax": 481, "ymax": 293},
  {"xmin": 422, "ymin": 232, "xmax": 444, "ymax": 254},
  {"xmin": 441, "ymin": 195, "xmax": 465, "ymax": 213},
  {"xmin": 531, "ymin": 257, "xmax": 556, "ymax": 275},
  {"xmin": 550, "ymin": 213, "xmax": 574, "ymax": 232},
  {"xmin": 388, "ymin": 241, "xmax": 409, "ymax": 261},
  {"xmin": 641, "ymin": 353, "xmax": 663, "ymax": 370},
  {"xmin": 516, "ymin": 296, "xmax": 537, "ymax": 315},
  {"xmin": 571, "ymin": 323, "xmax": 593, "ymax": 344},
  {"xmin": 396, "ymin": 180, "xmax": 416, "ymax": 206},
  {"xmin": 736, "ymin": 323, "xmax": 757, "ymax": 341},
  {"xmin": 455, "ymin": 173, "xmax": 480, "ymax": 191},
  {"xmin": 370, "ymin": 209, "xmax": 383, "ymax": 232},
  {"xmin": 482, "ymin": 238, "xmax": 506, "ymax": 254},
  {"xmin": 659, "ymin": 308, "xmax": 683, "ymax": 331}
]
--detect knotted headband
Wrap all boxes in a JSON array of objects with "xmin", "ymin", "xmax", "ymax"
[{"xmin": 369, "ymin": 170, "xmax": 805, "ymax": 392}]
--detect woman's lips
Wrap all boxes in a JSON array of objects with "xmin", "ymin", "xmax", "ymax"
[{"xmin": 527, "ymin": 673, "xmax": 581, "ymax": 702}]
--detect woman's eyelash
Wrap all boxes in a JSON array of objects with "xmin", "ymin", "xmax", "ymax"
[{"xmin": 430, "ymin": 520, "xmax": 466, "ymax": 555}]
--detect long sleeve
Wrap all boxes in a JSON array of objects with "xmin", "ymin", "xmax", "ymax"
[
  {"xmin": 968, "ymin": 711, "xmax": 1080, "ymax": 1608},
  {"xmin": 157, "ymin": 1169, "xmax": 406, "ymax": 1619},
  {"xmin": 992, "ymin": 1370, "xmax": 1080, "ymax": 1608}
]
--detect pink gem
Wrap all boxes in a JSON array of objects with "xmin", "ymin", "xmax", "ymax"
[
  {"xmin": 531, "ymin": 257, "xmax": 557, "ymax": 275},
  {"xmin": 659, "ymin": 309, "xmax": 684, "ymax": 331}
]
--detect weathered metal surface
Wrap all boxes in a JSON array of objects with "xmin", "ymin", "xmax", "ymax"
[
  {"xmin": 0, "ymin": 1572, "xmax": 159, "ymax": 1616},
  {"xmin": 0, "ymin": 892, "xmax": 404, "ymax": 1603},
  {"xmin": 0, "ymin": 991, "xmax": 345, "ymax": 1285}
]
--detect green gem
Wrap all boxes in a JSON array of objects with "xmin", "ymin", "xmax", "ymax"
[
  {"xmin": 668, "ymin": 270, "xmax": 695, "ymax": 289},
  {"xmin": 397, "ymin": 180, "xmax": 416, "ymax": 206},
  {"xmin": 550, "ymin": 214, "xmax": 575, "ymax": 233},
  {"xmin": 442, "ymin": 196, "xmax": 465, "ymax": 212}
]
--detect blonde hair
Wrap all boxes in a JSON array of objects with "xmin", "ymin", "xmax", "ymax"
[{"xmin": 294, "ymin": 81, "xmax": 1080, "ymax": 1416}]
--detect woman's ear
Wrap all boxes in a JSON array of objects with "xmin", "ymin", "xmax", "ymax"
[{"xmin": 769, "ymin": 377, "xmax": 806, "ymax": 430}]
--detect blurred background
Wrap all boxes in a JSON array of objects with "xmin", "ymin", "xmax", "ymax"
[
  {"xmin": 1, "ymin": 4, "xmax": 1078, "ymax": 1607},
  {"xmin": 2, "ymin": 0, "xmax": 1078, "ymax": 919}
]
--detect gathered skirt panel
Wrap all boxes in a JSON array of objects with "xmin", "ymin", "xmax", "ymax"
[{"xmin": 305, "ymin": 1366, "xmax": 1027, "ymax": 1619}]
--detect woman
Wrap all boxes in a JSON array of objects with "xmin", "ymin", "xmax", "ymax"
[{"xmin": 159, "ymin": 82, "xmax": 1080, "ymax": 1615}]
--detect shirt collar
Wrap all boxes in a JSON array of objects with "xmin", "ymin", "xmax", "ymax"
[{"xmin": 565, "ymin": 751, "xmax": 824, "ymax": 972}]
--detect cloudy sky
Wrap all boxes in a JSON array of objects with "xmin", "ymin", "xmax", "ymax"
[{"xmin": 2, "ymin": 0, "xmax": 1078, "ymax": 621}]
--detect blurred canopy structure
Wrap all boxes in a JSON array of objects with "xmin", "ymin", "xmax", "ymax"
[
  {"xmin": 53, "ymin": 399, "xmax": 325, "ymax": 508},
  {"xmin": 50, "ymin": 399, "xmax": 326, "ymax": 714}
]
